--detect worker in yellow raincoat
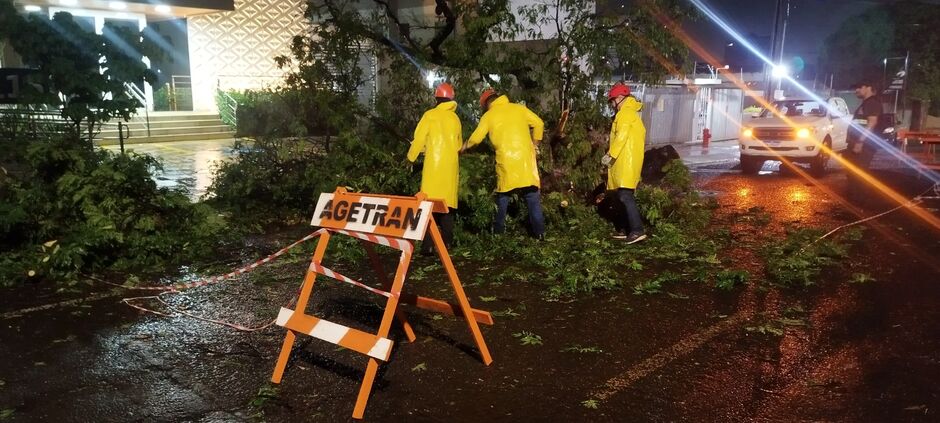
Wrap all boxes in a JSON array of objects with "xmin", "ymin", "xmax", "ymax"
[
  {"xmin": 407, "ymin": 82, "xmax": 461, "ymax": 254},
  {"xmin": 603, "ymin": 82, "xmax": 647, "ymax": 244},
  {"xmin": 464, "ymin": 89, "xmax": 546, "ymax": 239}
]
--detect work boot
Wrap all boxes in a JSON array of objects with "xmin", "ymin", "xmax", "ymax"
[{"xmin": 624, "ymin": 232, "xmax": 647, "ymax": 244}]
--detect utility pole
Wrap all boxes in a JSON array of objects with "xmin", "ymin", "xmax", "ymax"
[
  {"xmin": 764, "ymin": 0, "xmax": 784, "ymax": 102},
  {"xmin": 775, "ymin": 0, "xmax": 790, "ymax": 94}
]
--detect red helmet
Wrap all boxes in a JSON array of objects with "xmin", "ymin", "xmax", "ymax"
[
  {"xmin": 435, "ymin": 83, "xmax": 454, "ymax": 99},
  {"xmin": 607, "ymin": 83, "xmax": 630, "ymax": 100},
  {"xmin": 479, "ymin": 88, "xmax": 497, "ymax": 109}
]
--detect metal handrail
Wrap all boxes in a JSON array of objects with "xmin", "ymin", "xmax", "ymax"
[
  {"xmin": 170, "ymin": 75, "xmax": 192, "ymax": 88},
  {"xmin": 124, "ymin": 82, "xmax": 151, "ymax": 137},
  {"xmin": 217, "ymin": 89, "xmax": 238, "ymax": 129},
  {"xmin": 0, "ymin": 108, "xmax": 71, "ymax": 139}
]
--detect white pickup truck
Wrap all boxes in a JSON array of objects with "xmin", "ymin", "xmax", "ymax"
[{"xmin": 739, "ymin": 97, "xmax": 851, "ymax": 175}]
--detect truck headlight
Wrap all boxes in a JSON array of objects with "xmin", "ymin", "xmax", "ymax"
[
  {"xmin": 742, "ymin": 127, "xmax": 753, "ymax": 139},
  {"xmin": 796, "ymin": 128, "xmax": 812, "ymax": 138}
]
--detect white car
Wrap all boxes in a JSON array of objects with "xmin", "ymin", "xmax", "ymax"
[{"xmin": 739, "ymin": 97, "xmax": 851, "ymax": 175}]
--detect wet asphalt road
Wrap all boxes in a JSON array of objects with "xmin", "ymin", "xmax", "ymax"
[{"xmin": 1, "ymin": 160, "xmax": 938, "ymax": 422}]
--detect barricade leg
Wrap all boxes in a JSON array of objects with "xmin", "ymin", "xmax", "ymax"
[
  {"xmin": 430, "ymin": 220, "xmax": 494, "ymax": 365},
  {"xmin": 271, "ymin": 232, "xmax": 332, "ymax": 383},
  {"xmin": 352, "ymin": 248, "xmax": 412, "ymax": 419},
  {"xmin": 359, "ymin": 240, "xmax": 416, "ymax": 342},
  {"xmin": 271, "ymin": 331, "xmax": 295, "ymax": 384}
]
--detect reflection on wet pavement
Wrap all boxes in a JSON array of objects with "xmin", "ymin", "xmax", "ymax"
[
  {"xmin": 100, "ymin": 140, "xmax": 240, "ymax": 199},
  {"xmin": 675, "ymin": 141, "xmax": 740, "ymax": 167}
]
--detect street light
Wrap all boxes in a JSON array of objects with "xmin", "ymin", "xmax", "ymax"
[{"xmin": 771, "ymin": 64, "xmax": 789, "ymax": 79}]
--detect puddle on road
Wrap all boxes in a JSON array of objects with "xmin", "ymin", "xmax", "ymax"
[{"xmin": 100, "ymin": 140, "xmax": 240, "ymax": 200}]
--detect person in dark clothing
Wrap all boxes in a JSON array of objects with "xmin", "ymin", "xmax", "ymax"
[{"xmin": 844, "ymin": 80, "xmax": 883, "ymax": 204}]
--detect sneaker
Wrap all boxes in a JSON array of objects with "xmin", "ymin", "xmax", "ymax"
[
  {"xmin": 612, "ymin": 232, "xmax": 628, "ymax": 240},
  {"xmin": 624, "ymin": 232, "xmax": 647, "ymax": 244}
]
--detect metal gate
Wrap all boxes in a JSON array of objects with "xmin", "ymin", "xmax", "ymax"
[
  {"xmin": 639, "ymin": 86, "xmax": 696, "ymax": 146},
  {"xmin": 708, "ymin": 88, "xmax": 744, "ymax": 141}
]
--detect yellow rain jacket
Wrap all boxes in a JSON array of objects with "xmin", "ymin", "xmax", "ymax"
[
  {"xmin": 466, "ymin": 95, "xmax": 544, "ymax": 193},
  {"xmin": 407, "ymin": 101, "xmax": 462, "ymax": 208},
  {"xmin": 607, "ymin": 96, "xmax": 646, "ymax": 190}
]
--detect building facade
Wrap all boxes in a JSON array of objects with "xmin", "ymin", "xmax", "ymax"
[{"xmin": 4, "ymin": 0, "xmax": 308, "ymax": 112}]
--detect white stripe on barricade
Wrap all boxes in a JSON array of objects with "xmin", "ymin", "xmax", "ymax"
[{"xmin": 308, "ymin": 262, "xmax": 395, "ymax": 298}]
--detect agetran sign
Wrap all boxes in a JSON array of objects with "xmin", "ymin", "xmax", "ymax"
[{"xmin": 311, "ymin": 191, "xmax": 433, "ymax": 241}]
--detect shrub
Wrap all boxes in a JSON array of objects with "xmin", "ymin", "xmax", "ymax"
[
  {"xmin": 207, "ymin": 131, "xmax": 419, "ymax": 227},
  {"xmin": 0, "ymin": 136, "xmax": 226, "ymax": 286},
  {"xmin": 225, "ymin": 90, "xmax": 309, "ymax": 138}
]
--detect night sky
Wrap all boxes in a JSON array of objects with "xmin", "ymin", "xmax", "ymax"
[{"xmin": 683, "ymin": 0, "xmax": 881, "ymax": 67}]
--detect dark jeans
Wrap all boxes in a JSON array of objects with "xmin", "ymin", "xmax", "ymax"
[
  {"xmin": 844, "ymin": 147, "xmax": 875, "ymax": 203},
  {"xmin": 421, "ymin": 209, "xmax": 455, "ymax": 254},
  {"xmin": 617, "ymin": 188, "xmax": 644, "ymax": 235},
  {"xmin": 494, "ymin": 186, "xmax": 546, "ymax": 237}
]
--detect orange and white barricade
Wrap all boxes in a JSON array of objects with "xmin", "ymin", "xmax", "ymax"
[{"xmin": 270, "ymin": 188, "xmax": 494, "ymax": 419}]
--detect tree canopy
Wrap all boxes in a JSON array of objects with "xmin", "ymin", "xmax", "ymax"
[
  {"xmin": 266, "ymin": 0, "xmax": 697, "ymax": 192},
  {"xmin": 0, "ymin": 0, "xmax": 159, "ymax": 140},
  {"xmin": 820, "ymin": 1, "xmax": 940, "ymax": 112}
]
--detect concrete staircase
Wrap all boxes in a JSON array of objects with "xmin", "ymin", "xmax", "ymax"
[{"xmin": 96, "ymin": 111, "xmax": 234, "ymax": 145}]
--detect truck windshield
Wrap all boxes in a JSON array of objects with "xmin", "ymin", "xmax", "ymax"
[{"xmin": 760, "ymin": 100, "xmax": 827, "ymax": 118}]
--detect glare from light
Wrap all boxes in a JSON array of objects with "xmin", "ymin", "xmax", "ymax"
[
  {"xmin": 727, "ymin": 42, "xmax": 734, "ymax": 47},
  {"xmin": 771, "ymin": 64, "xmax": 788, "ymax": 79},
  {"xmin": 689, "ymin": 0, "xmax": 917, "ymax": 161},
  {"xmin": 24, "ymin": 5, "xmax": 41, "ymax": 11},
  {"xmin": 59, "ymin": 0, "xmax": 78, "ymax": 6},
  {"xmin": 790, "ymin": 189, "xmax": 806, "ymax": 202},
  {"xmin": 742, "ymin": 128, "xmax": 753, "ymax": 138},
  {"xmin": 155, "ymin": 4, "xmax": 171, "ymax": 13},
  {"xmin": 424, "ymin": 70, "xmax": 438, "ymax": 88},
  {"xmin": 796, "ymin": 128, "xmax": 810, "ymax": 138},
  {"xmin": 686, "ymin": 0, "xmax": 940, "ymax": 224},
  {"xmin": 109, "ymin": 1, "xmax": 126, "ymax": 10}
]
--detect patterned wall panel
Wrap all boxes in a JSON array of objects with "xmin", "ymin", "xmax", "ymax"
[{"xmin": 187, "ymin": 0, "xmax": 308, "ymax": 111}]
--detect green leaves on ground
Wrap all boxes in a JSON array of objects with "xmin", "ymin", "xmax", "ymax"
[
  {"xmin": 513, "ymin": 331, "xmax": 543, "ymax": 346},
  {"xmin": 745, "ymin": 323, "xmax": 785, "ymax": 336},
  {"xmin": 561, "ymin": 345, "xmax": 604, "ymax": 354},
  {"xmin": 249, "ymin": 384, "xmax": 279, "ymax": 409},
  {"xmin": 850, "ymin": 273, "xmax": 876, "ymax": 284},
  {"xmin": 762, "ymin": 227, "xmax": 863, "ymax": 287},
  {"xmin": 633, "ymin": 271, "xmax": 680, "ymax": 295},
  {"xmin": 581, "ymin": 399, "xmax": 599, "ymax": 409},
  {"xmin": 440, "ymin": 159, "xmax": 735, "ymax": 299},
  {"xmin": 491, "ymin": 307, "xmax": 522, "ymax": 318},
  {"xmin": 715, "ymin": 269, "xmax": 750, "ymax": 291},
  {"xmin": 746, "ymin": 307, "xmax": 809, "ymax": 337}
]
